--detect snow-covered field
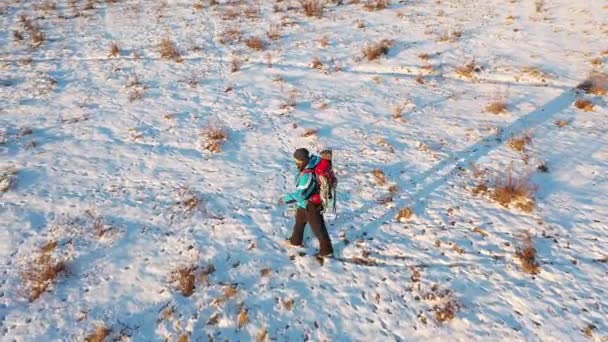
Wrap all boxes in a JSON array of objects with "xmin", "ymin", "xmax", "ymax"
[{"xmin": 1, "ymin": 0, "xmax": 607, "ymax": 340}]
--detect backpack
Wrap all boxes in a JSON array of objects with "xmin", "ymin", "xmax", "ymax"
[{"xmin": 303, "ymin": 150, "xmax": 338, "ymax": 213}]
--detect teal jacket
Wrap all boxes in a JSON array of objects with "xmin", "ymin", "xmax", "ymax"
[{"xmin": 282, "ymin": 155, "xmax": 321, "ymax": 208}]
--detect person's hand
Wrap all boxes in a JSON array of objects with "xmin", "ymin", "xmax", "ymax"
[{"xmin": 278, "ymin": 198, "xmax": 284, "ymax": 206}]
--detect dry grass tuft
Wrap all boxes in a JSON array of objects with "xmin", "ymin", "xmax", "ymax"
[
  {"xmin": 301, "ymin": 0, "xmax": 324, "ymax": 18},
  {"xmin": 537, "ymin": 162, "xmax": 549, "ymax": 173},
  {"xmin": 201, "ymin": 126, "xmax": 228, "ymax": 153},
  {"xmin": 84, "ymin": 210, "xmax": 111, "ymax": 237},
  {"xmin": 301, "ymin": 128, "xmax": 317, "ymax": 137},
  {"xmin": 378, "ymin": 137, "xmax": 395, "ymax": 152},
  {"xmin": 282, "ymin": 298, "xmax": 295, "ymax": 311},
  {"xmin": 583, "ymin": 324, "xmax": 597, "ymax": 337},
  {"xmin": 508, "ymin": 134, "xmax": 532, "ymax": 152},
  {"xmin": 245, "ymin": 37, "xmax": 266, "ymax": 51},
  {"xmin": 372, "ymin": 169, "xmax": 387, "ymax": 185},
  {"xmin": 364, "ymin": 0, "xmax": 389, "ymax": 11},
  {"xmin": 393, "ymin": 104, "xmax": 405, "ymax": 120},
  {"xmin": 13, "ymin": 30, "xmax": 25, "ymax": 41},
  {"xmin": 257, "ymin": 328, "xmax": 269, "ymax": 342},
  {"xmin": 515, "ymin": 233, "xmax": 540, "ymax": 274},
  {"xmin": 220, "ymin": 7, "xmax": 241, "ymax": 20},
  {"xmin": 362, "ymin": 39, "xmax": 393, "ymax": 61},
  {"xmin": 159, "ymin": 38, "xmax": 182, "ymax": 61},
  {"xmin": 418, "ymin": 53, "xmax": 430, "ymax": 61},
  {"xmin": 109, "ymin": 42, "xmax": 120, "ymax": 57},
  {"xmin": 19, "ymin": 16, "xmax": 45, "ymax": 48},
  {"xmin": 267, "ymin": 25, "xmax": 281, "ymax": 40},
  {"xmin": 434, "ymin": 296, "xmax": 458, "ymax": 323},
  {"xmin": 574, "ymin": 99, "xmax": 594, "ymax": 111},
  {"xmin": 1, "ymin": 167, "xmax": 18, "ymax": 193},
  {"xmin": 396, "ymin": 207, "xmax": 413, "ymax": 221},
  {"xmin": 590, "ymin": 57, "xmax": 603, "ymax": 66},
  {"xmin": 31, "ymin": 31, "xmax": 45, "ymax": 47},
  {"xmin": 486, "ymin": 100, "xmax": 508, "ymax": 114},
  {"xmin": 280, "ymin": 93, "xmax": 297, "ymax": 110},
  {"xmin": 244, "ymin": 7, "xmax": 260, "ymax": 19},
  {"xmin": 491, "ymin": 169, "xmax": 536, "ymax": 212},
  {"xmin": 85, "ymin": 325, "xmax": 111, "ymax": 342},
  {"xmin": 172, "ymin": 266, "xmax": 197, "ymax": 297},
  {"xmin": 318, "ymin": 35, "xmax": 330, "ymax": 48},
  {"xmin": 455, "ymin": 60, "xmax": 479, "ymax": 78},
  {"xmin": 207, "ymin": 312, "xmax": 221, "ymax": 325},
  {"xmin": 554, "ymin": 120, "xmax": 569, "ymax": 128},
  {"xmin": 311, "ymin": 57, "xmax": 323, "ymax": 70},
  {"xmin": 21, "ymin": 242, "xmax": 66, "ymax": 302},
  {"xmin": 224, "ymin": 284, "xmax": 238, "ymax": 298},
  {"xmin": 437, "ymin": 30, "xmax": 462, "ymax": 43},
  {"xmin": 230, "ymin": 57, "xmax": 242, "ymax": 73},
  {"xmin": 171, "ymin": 187, "xmax": 203, "ymax": 221},
  {"xmin": 237, "ymin": 308, "xmax": 249, "ymax": 328},
  {"xmin": 219, "ymin": 29, "xmax": 242, "ymax": 45},
  {"xmin": 577, "ymin": 73, "xmax": 607, "ymax": 96}
]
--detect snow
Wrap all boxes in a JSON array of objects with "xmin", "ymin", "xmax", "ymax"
[{"xmin": 1, "ymin": 0, "xmax": 607, "ymax": 341}]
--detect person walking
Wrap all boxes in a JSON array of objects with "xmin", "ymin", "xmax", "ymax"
[{"xmin": 279, "ymin": 148, "xmax": 334, "ymax": 257}]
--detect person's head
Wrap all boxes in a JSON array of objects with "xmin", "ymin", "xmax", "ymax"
[
  {"xmin": 293, "ymin": 148, "xmax": 310, "ymax": 171},
  {"xmin": 320, "ymin": 149, "xmax": 332, "ymax": 160}
]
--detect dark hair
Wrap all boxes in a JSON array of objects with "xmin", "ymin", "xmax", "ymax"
[{"xmin": 293, "ymin": 148, "xmax": 310, "ymax": 161}]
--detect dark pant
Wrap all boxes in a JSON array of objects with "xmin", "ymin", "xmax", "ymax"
[{"xmin": 290, "ymin": 202, "xmax": 333, "ymax": 255}]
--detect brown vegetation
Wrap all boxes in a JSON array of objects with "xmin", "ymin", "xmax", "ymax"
[
  {"xmin": 515, "ymin": 233, "xmax": 540, "ymax": 274},
  {"xmin": 301, "ymin": 0, "xmax": 324, "ymax": 17},
  {"xmin": 0, "ymin": 167, "xmax": 18, "ymax": 193},
  {"xmin": 302, "ymin": 128, "xmax": 317, "ymax": 137},
  {"xmin": 280, "ymin": 93, "xmax": 297, "ymax": 110},
  {"xmin": 109, "ymin": 42, "xmax": 120, "ymax": 57},
  {"xmin": 201, "ymin": 126, "xmax": 228, "ymax": 153},
  {"xmin": 245, "ymin": 37, "xmax": 266, "ymax": 51},
  {"xmin": 491, "ymin": 169, "xmax": 536, "ymax": 212},
  {"xmin": 159, "ymin": 38, "xmax": 181, "ymax": 61},
  {"xmin": 219, "ymin": 29, "xmax": 242, "ymax": 45},
  {"xmin": 508, "ymin": 134, "xmax": 532, "ymax": 152},
  {"xmin": 590, "ymin": 57, "xmax": 603, "ymax": 66},
  {"xmin": 456, "ymin": 60, "xmax": 479, "ymax": 78},
  {"xmin": 311, "ymin": 57, "xmax": 323, "ymax": 70},
  {"xmin": 172, "ymin": 266, "xmax": 196, "ymax": 297},
  {"xmin": 237, "ymin": 307, "xmax": 249, "ymax": 328},
  {"xmin": 372, "ymin": 169, "xmax": 387, "ymax": 185},
  {"xmin": 267, "ymin": 25, "xmax": 281, "ymax": 40},
  {"xmin": 434, "ymin": 297, "xmax": 458, "ymax": 323},
  {"xmin": 230, "ymin": 57, "xmax": 241, "ymax": 73},
  {"xmin": 576, "ymin": 73, "xmax": 607, "ymax": 96},
  {"xmin": 486, "ymin": 100, "xmax": 507, "ymax": 114},
  {"xmin": 362, "ymin": 40, "xmax": 393, "ymax": 61},
  {"xmin": 574, "ymin": 99, "xmax": 594, "ymax": 112},
  {"xmin": 85, "ymin": 325, "xmax": 111, "ymax": 342},
  {"xmin": 364, "ymin": 0, "xmax": 389, "ymax": 11},
  {"xmin": 437, "ymin": 30, "xmax": 462, "ymax": 43},
  {"xmin": 21, "ymin": 241, "xmax": 66, "ymax": 302},
  {"xmin": 395, "ymin": 207, "xmax": 413, "ymax": 221}
]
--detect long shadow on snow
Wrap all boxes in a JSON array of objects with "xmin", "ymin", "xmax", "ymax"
[{"xmin": 344, "ymin": 88, "xmax": 578, "ymax": 247}]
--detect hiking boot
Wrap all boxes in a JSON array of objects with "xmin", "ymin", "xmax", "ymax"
[
  {"xmin": 281, "ymin": 239, "xmax": 303, "ymax": 248},
  {"xmin": 315, "ymin": 251, "xmax": 334, "ymax": 258}
]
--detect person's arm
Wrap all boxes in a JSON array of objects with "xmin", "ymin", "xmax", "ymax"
[{"xmin": 282, "ymin": 172, "xmax": 314, "ymax": 204}]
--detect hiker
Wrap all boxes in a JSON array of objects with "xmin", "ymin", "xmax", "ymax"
[{"xmin": 279, "ymin": 148, "xmax": 334, "ymax": 257}]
